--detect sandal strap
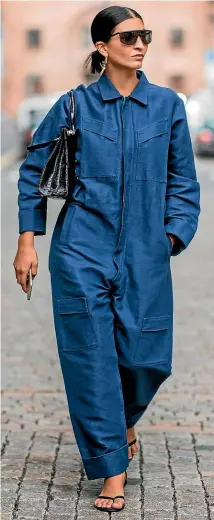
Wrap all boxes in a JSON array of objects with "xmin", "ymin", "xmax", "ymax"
[
  {"xmin": 98, "ymin": 494, "xmax": 125, "ymax": 501},
  {"xmin": 128, "ymin": 438, "xmax": 137, "ymax": 447},
  {"xmin": 98, "ymin": 495, "xmax": 114, "ymax": 500},
  {"xmin": 97, "ymin": 472, "xmax": 127, "ymax": 502}
]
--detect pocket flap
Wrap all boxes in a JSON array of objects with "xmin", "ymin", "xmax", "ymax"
[
  {"xmin": 142, "ymin": 315, "xmax": 170, "ymax": 331},
  {"xmin": 138, "ymin": 119, "xmax": 168, "ymax": 143},
  {"xmin": 83, "ymin": 116, "xmax": 117, "ymax": 142},
  {"xmin": 57, "ymin": 297, "xmax": 88, "ymax": 315}
]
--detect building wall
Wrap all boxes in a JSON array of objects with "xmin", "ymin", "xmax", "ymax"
[{"xmin": 2, "ymin": 1, "xmax": 214, "ymax": 116}]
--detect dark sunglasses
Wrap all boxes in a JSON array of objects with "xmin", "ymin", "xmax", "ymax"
[{"xmin": 109, "ymin": 29, "xmax": 152, "ymax": 46}]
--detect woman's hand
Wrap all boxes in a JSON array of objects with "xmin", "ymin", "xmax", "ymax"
[
  {"xmin": 167, "ymin": 233, "xmax": 176, "ymax": 249},
  {"xmin": 13, "ymin": 232, "xmax": 38, "ymax": 293}
]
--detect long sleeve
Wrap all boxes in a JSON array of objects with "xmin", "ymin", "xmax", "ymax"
[
  {"xmin": 165, "ymin": 94, "xmax": 201, "ymax": 256},
  {"xmin": 18, "ymin": 92, "xmax": 71, "ymax": 235}
]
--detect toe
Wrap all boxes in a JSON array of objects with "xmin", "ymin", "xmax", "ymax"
[
  {"xmin": 100, "ymin": 499, "xmax": 109, "ymax": 508},
  {"xmin": 106, "ymin": 499, "xmax": 114, "ymax": 508},
  {"xmin": 95, "ymin": 497, "xmax": 113, "ymax": 509},
  {"xmin": 128, "ymin": 446, "xmax": 132, "ymax": 459},
  {"xmin": 94, "ymin": 498, "xmax": 102, "ymax": 507},
  {"xmin": 112, "ymin": 497, "xmax": 125, "ymax": 509},
  {"xmin": 131, "ymin": 439, "xmax": 139, "ymax": 456}
]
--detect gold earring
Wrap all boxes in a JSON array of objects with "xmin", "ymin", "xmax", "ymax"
[{"xmin": 103, "ymin": 56, "xmax": 108, "ymax": 69}]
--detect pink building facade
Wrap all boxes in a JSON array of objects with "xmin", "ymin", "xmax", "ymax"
[{"xmin": 2, "ymin": 1, "xmax": 214, "ymax": 116}]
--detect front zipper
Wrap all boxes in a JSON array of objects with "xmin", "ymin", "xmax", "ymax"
[
  {"xmin": 121, "ymin": 96, "xmax": 126, "ymax": 227},
  {"xmin": 116, "ymin": 95, "xmax": 127, "ymax": 247}
]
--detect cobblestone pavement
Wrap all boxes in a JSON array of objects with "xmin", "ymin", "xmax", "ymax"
[{"xmin": 2, "ymin": 157, "xmax": 214, "ymax": 519}]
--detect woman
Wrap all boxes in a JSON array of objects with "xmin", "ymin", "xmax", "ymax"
[{"xmin": 14, "ymin": 5, "xmax": 200, "ymax": 513}]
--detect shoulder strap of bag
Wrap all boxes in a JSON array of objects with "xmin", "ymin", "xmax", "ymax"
[{"xmin": 67, "ymin": 89, "xmax": 76, "ymax": 135}]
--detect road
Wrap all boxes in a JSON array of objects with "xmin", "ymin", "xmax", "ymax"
[{"xmin": 1, "ymin": 156, "xmax": 214, "ymax": 519}]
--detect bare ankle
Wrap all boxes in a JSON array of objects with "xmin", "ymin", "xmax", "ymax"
[{"xmin": 104, "ymin": 471, "xmax": 126, "ymax": 483}]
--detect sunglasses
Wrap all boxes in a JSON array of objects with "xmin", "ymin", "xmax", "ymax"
[{"xmin": 109, "ymin": 29, "xmax": 152, "ymax": 46}]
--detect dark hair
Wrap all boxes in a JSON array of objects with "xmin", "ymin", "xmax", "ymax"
[{"xmin": 83, "ymin": 5, "xmax": 143, "ymax": 75}]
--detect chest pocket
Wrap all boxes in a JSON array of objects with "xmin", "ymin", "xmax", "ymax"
[
  {"xmin": 81, "ymin": 116, "xmax": 119, "ymax": 178},
  {"xmin": 136, "ymin": 118, "xmax": 169, "ymax": 182}
]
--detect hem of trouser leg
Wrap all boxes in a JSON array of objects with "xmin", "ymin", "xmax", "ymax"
[
  {"xmin": 83, "ymin": 442, "xmax": 129, "ymax": 480},
  {"xmin": 126, "ymin": 420, "xmax": 138, "ymax": 429},
  {"xmin": 125, "ymin": 416, "xmax": 143, "ymax": 429}
]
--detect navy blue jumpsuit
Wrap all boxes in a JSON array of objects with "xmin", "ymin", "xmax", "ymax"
[{"xmin": 18, "ymin": 69, "xmax": 200, "ymax": 480}]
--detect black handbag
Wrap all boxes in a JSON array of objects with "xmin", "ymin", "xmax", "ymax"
[{"xmin": 29, "ymin": 89, "xmax": 77, "ymax": 199}]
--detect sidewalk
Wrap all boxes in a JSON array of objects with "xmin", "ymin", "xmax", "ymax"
[{"xmin": 1, "ymin": 158, "xmax": 214, "ymax": 519}]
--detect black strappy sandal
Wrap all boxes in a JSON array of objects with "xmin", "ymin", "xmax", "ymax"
[
  {"xmin": 94, "ymin": 470, "xmax": 127, "ymax": 512},
  {"xmin": 128, "ymin": 438, "xmax": 137, "ymax": 448},
  {"xmin": 128, "ymin": 437, "xmax": 137, "ymax": 460}
]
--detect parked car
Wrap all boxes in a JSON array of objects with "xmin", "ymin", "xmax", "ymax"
[
  {"xmin": 194, "ymin": 119, "xmax": 214, "ymax": 156},
  {"xmin": 21, "ymin": 107, "xmax": 51, "ymax": 155},
  {"xmin": 185, "ymin": 88, "xmax": 214, "ymax": 130},
  {"xmin": 16, "ymin": 91, "xmax": 65, "ymax": 157}
]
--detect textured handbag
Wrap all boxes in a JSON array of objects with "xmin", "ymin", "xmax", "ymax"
[{"xmin": 29, "ymin": 89, "xmax": 76, "ymax": 199}]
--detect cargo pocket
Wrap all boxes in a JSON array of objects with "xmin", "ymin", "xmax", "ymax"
[
  {"xmin": 57, "ymin": 297, "xmax": 98, "ymax": 351},
  {"xmin": 133, "ymin": 315, "xmax": 172, "ymax": 366}
]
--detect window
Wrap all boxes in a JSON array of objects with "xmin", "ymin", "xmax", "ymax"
[
  {"xmin": 25, "ymin": 75, "xmax": 43, "ymax": 96},
  {"xmin": 81, "ymin": 26, "xmax": 91, "ymax": 47},
  {"xmin": 27, "ymin": 29, "xmax": 41, "ymax": 48},
  {"xmin": 208, "ymin": 13, "xmax": 214, "ymax": 23},
  {"xmin": 170, "ymin": 28, "xmax": 184, "ymax": 46},
  {"xmin": 168, "ymin": 75, "xmax": 184, "ymax": 92}
]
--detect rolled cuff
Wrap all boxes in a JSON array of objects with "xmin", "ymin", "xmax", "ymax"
[
  {"xmin": 83, "ymin": 442, "xmax": 129, "ymax": 480},
  {"xmin": 18, "ymin": 209, "xmax": 47, "ymax": 236},
  {"xmin": 165, "ymin": 217, "xmax": 196, "ymax": 256}
]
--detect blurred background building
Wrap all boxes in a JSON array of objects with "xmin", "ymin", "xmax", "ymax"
[
  {"xmin": 2, "ymin": 0, "xmax": 214, "ymax": 116},
  {"xmin": 1, "ymin": 1, "xmax": 214, "ymax": 160}
]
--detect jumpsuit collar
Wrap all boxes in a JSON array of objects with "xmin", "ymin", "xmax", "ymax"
[{"xmin": 97, "ymin": 68, "xmax": 149, "ymax": 105}]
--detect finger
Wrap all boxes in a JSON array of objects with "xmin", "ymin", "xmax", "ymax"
[
  {"xmin": 15, "ymin": 268, "xmax": 25, "ymax": 285},
  {"xmin": 15, "ymin": 265, "xmax": 27, "ymax": 283},
  {"xmin": 31, "ymin": 263, "xmax": 38, "ymax": 277},
  {"xmin": 20, "ymin": 270, "xmax": 31, "ymax": 292}
]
